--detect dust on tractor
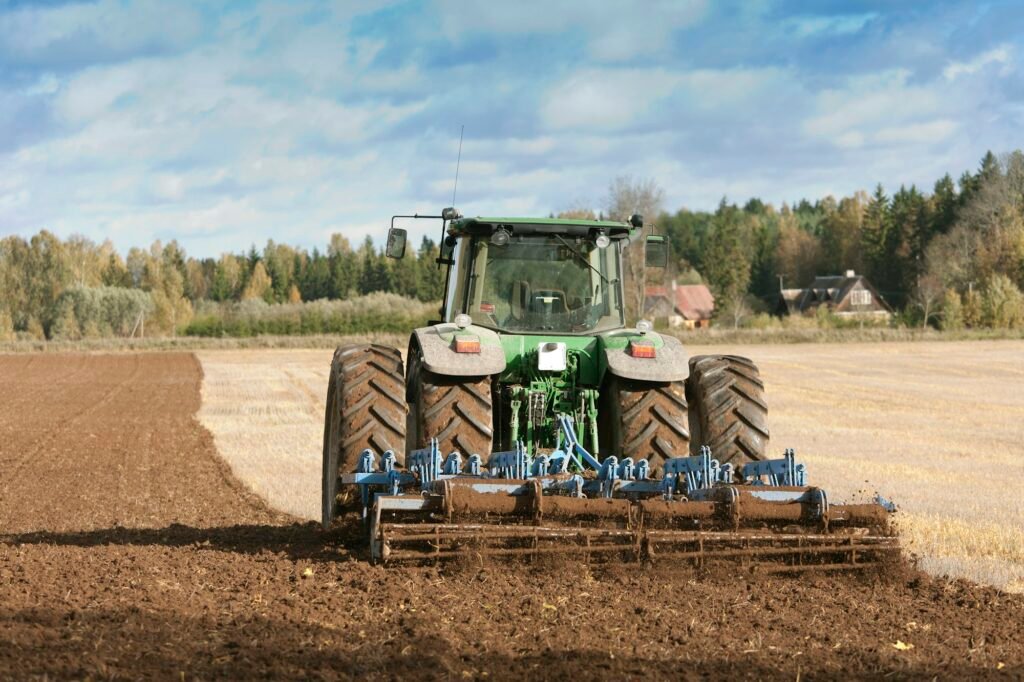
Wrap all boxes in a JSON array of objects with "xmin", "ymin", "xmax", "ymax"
[{"xmin": 322, "ymin": 209, "xmax": 897, "ymax": 570}]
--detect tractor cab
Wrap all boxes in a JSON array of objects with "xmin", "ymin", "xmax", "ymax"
[
  {"xmin": 448, "ymin": 223, "xmax": 625, "ymax": 334},
  {"xmin": 386, "ymin": 211, "xmax": 662, "ymax": 335}
]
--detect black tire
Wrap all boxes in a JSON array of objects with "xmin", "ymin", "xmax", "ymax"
[
  {"xmin": 322, "ymin": 344, "xmax": 406, "ymax": 528},
  {"xmin": 408, "ymin": 352, "xmax": 493, "ymax": 458},
  {"xmin": 604, "ymin": 376, "xmax": 690, "ymax": 472},
  {"xmin": 685, "ymin": 354, "xmax": 769, "ymax": 467}
]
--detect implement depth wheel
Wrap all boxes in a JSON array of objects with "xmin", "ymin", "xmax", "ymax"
[
  {"xmin": 604, "ymin": 376, "xmax": 690, "ymax": 473},
  {"xmin": 686, "ymin": 354, "xmax": 769, "ymax": 467},
  {"xmin": 322, "ymin": 344, "xmax": 407, "ymax": 528},
  {"xmin": 408, "ymin": 351, "xmax": 494, "ymax": 459}
]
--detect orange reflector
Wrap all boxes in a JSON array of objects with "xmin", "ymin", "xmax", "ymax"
[
  {"xmin": 628, "ymin": 340, "xmax": 656, "ymax": 358},
  {"xmin": 454, "ymin": 336, "xmax": 481, "ymax": 354}
]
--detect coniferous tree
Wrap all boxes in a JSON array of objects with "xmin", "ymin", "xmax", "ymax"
[
  {"xmin": 415, "ymin": 237, "xmax": 445, "ymax": 302},
  {"xmin": 301, "ymin": 248, "xmax": 331, "ymax": 301},
  {"xmin": 932, "ymin": 174, "xmax": 958, "ymax": 235},
  {"xmin": 861, "ymin": 184, "xmax": 891, "ymax": 292},
  {"xmin": 703, "ymin": 200, "xmax": 752, "ymax": 326}
]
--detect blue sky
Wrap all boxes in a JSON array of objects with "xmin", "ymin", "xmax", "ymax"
[{"xmin": 1, "ymin": 0, "xmax": 1021, "ymax": 257}]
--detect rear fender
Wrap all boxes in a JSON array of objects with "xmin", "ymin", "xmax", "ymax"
[
  {"xmin": 601, "ymin": 331, "xmax": 688, "ymax": 382},
  {"xmin": 410, "ymin": 323, "xmax": 507, "ymax": 379}
]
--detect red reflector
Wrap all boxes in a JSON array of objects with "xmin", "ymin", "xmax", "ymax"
[
  {"xmin": 454, "ymin": 337, "xmax": 481, "ymax": 354},
  {"xmin": 628, "ymin": 340, "xmax": 656, "ymax": 358},
  {"xmin": 480, "ymin": 302, "xmax": 495, "ymax": 313}
]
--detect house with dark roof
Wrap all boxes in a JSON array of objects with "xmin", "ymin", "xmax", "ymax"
[
  {"xmin": 644, "ymin": 282, "xmax": 715, "ymax": 328},
  {"xmin": 776, "ymin": 270, "xmax": 891, "ymax": 318}
]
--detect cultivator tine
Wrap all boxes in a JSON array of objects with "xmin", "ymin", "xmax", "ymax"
[
  {"xmin": 373, "ymin": 520, "xmax": 897, "ymax": 569},
  {"xmin": 344, "ymin": 437, "xmax": 898, "ymax": 572},
  {"xmin": 643, "ymin": 530, "xmax": 898, "ymax": 570}
]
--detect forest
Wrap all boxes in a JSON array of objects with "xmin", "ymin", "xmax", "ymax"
[
  {"xmin": 659, "ymin": 149, "xmax": 1024, "ymax": 330},
  {"xmin": 1, "ymin": 150, "xmax": 1022, "ymax": 340}
]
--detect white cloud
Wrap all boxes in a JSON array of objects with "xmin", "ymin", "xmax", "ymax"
[
  {"xmin": 803, "ymin": 70, "xmax": 960, "ymax": 149},
  {"xmin": 541, "ymin": 65, "xmax": 791, "ymax": 131},
  {"xmin": 0, "ymin": 1, "xmax": 1019, "ymax": 259},
  {"xmin": 434, "ymin": 0, "xmax": 707, "ymax": 62},
  {"xmin": 0, "ymin": 0, "xmax": 203, "ymax": 63},
  {"xmin": 541, "ymin": 68, "xmax": 685, "ymax": 130},
  {"xmin": 943, "ymin": 45, "xmax": 1013, "ymax": 81},
  {"xmin": 874, "ymin": 120, "xmax": 959, "ymax": 145},
  {"xmin": 783, "ymin": 13, "xmax": 877, "ymax": 38},
  {"xmin": 0, "ymin": 4, "xmax": 434, "ymax": 255},
  {"xmin": 0, "ymin": 189, "xmax": 30, "ymax": 209},
  {"xmin": 24, "ymin": 73, "xmax": 60, "ymax": 96}
]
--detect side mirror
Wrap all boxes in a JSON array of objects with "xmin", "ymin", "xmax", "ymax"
[
  {"xmin": 385, "ymin": 227, "xmax": 408, "ymax": 259},
  {"xmin": 645, "ymin": 235, "xmax": 668, "ymax": 268}
]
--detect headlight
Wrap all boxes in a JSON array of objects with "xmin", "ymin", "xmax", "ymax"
[{"xmin": 491, "ymin": 227, "xmax": 510, "ymax": 246}]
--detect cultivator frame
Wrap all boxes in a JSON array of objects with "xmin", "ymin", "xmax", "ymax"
[{"xmin": 341, "ymin": 418, "xmax": 897, "ymax": 571}]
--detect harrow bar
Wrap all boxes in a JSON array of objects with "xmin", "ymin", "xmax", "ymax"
[{"xmin": 372, "ymin": 520, "xmax": 898, "ymax": 570}]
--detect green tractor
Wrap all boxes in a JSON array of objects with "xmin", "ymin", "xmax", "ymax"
[{"xmin": 322, "ymin": 210, "xmax": 894, "ymax": 567}]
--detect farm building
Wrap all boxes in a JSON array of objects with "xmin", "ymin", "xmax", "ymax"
[
  {"xmin": 644, "ymin": 282, "xmax": 715, "ymax": 328},
  {"xmin": 776, "ymin": 270, "xmax": 891, "ymax": 318}
]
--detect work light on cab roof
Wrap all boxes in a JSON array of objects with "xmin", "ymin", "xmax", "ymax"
[{"xmin": 320, "ymin": 206, "xmax": 898, "ymax": 569}]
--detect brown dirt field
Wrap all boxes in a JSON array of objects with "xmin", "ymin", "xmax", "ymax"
[{"xmin": 2, "ymin": 353, "xmax": 1023, "ymax": 680}]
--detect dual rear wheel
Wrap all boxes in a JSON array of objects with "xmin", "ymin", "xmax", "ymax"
[{"xmin": 604, "ymin": 354, "xmax": 770, "ymax": 471}]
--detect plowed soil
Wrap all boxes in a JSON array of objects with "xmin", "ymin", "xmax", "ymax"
[{"xmin": 1, "ymin": 353, "xmax": 1022, "ymax": 680}]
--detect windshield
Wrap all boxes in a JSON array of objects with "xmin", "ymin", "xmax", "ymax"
[{"xmin": 453, "ymin": 234, "xmax": 624, "ymax": 334}]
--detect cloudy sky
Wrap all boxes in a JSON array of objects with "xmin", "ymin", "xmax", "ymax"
[{"xmin": 1, "ymin": 0, "xmax": 1022, "ymax": 256}]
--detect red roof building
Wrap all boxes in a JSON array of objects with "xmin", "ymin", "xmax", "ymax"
[{"xmin": 644, "ymin": 282, "xmax": 715, "ymax": 328}]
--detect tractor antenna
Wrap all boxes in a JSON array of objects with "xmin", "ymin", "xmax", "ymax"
[{"xmin": 451, "ymin": 124, "xmax": 464, "ymax": 207}]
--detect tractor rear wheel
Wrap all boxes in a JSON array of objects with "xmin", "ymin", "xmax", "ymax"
[
  {"xmin": 322, "ymin": 344, "xmax": 407, "ymax": 528},
  {"xmin": 408, "ymin": 358, "xmax": 494, "ymax": 459},
  {"xmin": 685, "ymin": 354, "xmax": 769, "ymax": 467},
  {"xmin": 604, "ymin": 377, "xmax": 690, "ymax": 472}
]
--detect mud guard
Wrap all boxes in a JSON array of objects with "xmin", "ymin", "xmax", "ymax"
[
  {"xmin": 603, "ymin": 332, "xmax": 689, "ymax": 382},
  {"xmin": 411, "ymin": 323, "xmax": 507, "ymax": 377}
]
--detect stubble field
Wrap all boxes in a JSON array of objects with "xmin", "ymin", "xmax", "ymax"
[
  {"xmin": 0, "ymin": 343, "xmax": 1022, "ymax": 679},
  {"xmin": 198, "ymin": 340, "xmax": 1024, "ymax": 593}
]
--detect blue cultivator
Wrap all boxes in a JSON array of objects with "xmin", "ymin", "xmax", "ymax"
[{"xmin": 341, "ymin": 418, "xmax": 897, "ymax": 571}]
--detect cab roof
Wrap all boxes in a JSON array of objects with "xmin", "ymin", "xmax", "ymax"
[{"xmin": 449, "ymin": 216, "xmax": 635, "ymax": 238}]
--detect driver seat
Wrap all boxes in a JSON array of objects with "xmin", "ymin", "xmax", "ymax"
[{"xmin": 510, "ymin": 280, "xmax": 531, "ymax": 320}]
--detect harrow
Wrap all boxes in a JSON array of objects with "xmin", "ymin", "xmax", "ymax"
[{"xmin": 341, "ymin": 418, "xmax": 897, "ymax": 571}]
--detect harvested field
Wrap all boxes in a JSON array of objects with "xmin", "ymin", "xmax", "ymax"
[
  {"xmin": 198, "ymin": 340, "xmax": 1024, "ymax": 593},
  {"xmin": 198, "ymin": 349, "xmax": 328, "ymax": 520},
  {"xmin": 1, "ymin": 350, "xmax": 1023, "ymax": 679},
  {"xmin": 709, "ymin": 340, "xmax": 1024, "ymax": 594}
]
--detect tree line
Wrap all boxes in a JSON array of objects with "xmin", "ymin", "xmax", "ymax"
[
  {"xmin": 0, "ymin": 233, "xmax": 445, "ymax": 340},
  {"xmin": 2, "ymin": 149, "xmax": 1022, "ymax": 340}
]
